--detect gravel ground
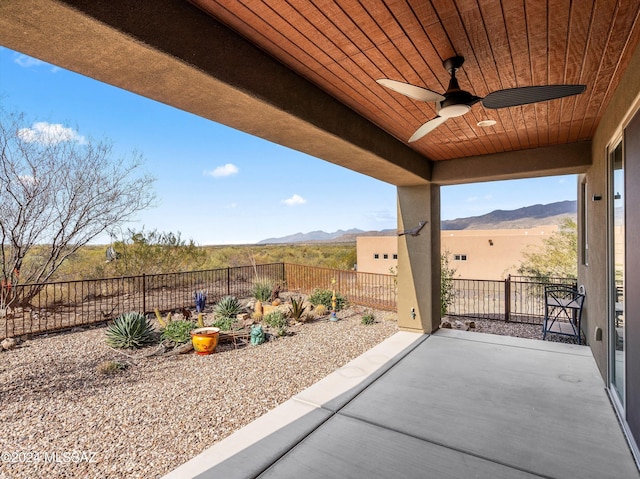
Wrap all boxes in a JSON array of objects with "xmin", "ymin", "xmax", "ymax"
[
  {"xmin": 0, "ymin": 305, "xmax": 398, "ymax": 479},
  {"xmin": 445, "ymin": 316, "xmax": 584, "ymax": 344},
  {"xmin": 0, "ymin": 308, "xmax": 579, "ymax": 479}
]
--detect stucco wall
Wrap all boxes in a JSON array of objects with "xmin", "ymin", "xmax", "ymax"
[
  {"xmin": 357, "ymin": 226, "xmax": 558, "ymax": 280},
  {"xmin": 583, "ymin": 39, "xmax": 640, "ymax": 380}
]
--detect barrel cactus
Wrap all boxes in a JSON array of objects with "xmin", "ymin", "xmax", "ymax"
[{"xmin": 105, "ymin": 312, "xmax": 155, "ymax": 349}]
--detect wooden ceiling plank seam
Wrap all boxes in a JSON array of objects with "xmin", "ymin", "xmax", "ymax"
[
  {"xmin": 195, "ymin": 0, "xmax": 640, "ymax": 163},
  {"xmin": 254, "ymin": 1, "xmax": 341, "ymax": 67},
  {"xmin": 587, "ymin": 0, "xmax": 640, "ymax": 137},
  {"xmin": 571, "ymin": 0, "xmax": 618, "ymax": 139},
  {"xmin": 347, "ymin": 52, "xmax": 437, "ymax": 129},
  {"xmin": 490, "ymin": 2, "xmax": 533, "ymax": 148},
  {"xmin": 387, "ymin": 0, "xmax": 451, "ymax": 91},
  {"xmin": 525, "ymin": 0, "xmax": 549, "ymax": 146},
  {"xmin": 303, "ymin": 0, "xmax": 370, "ymax": 59},
  {"xmin": 429, "ymin": 0, "xmax": 518, "ymax": 152},
  {"xmin": 457, "ymin": 7, "xmax": 522, "ymax": 150},
  {"xmin": 443, "ymin": 0, "xmax": 498, "ymax": 152},
  {"xmin": 473, "ymin": 1, "xmax": 528, "ymax": 150},
  {"xmin": 205, "ymin": 1, "xmax": 402, "ymax": 141},
  {"xmin": 559, "ymin": 0, "xmax": 591, "ymax": 144},
  {"xmin": 346, "ymin": 0, "xmax": 451, "ymax": 130},
  {"xmin": 280, "ymin": 0, "xmax": 354, "ymax": 63},
  {"xmin": 546, "ymin": 0, "xmax": 571, "ymax": 145},
  {"xmin": 565, "ymin": 0, "xmax": 598, "ymax": 143},
  {"xmin": 576, "ymin": 0, "xmax": 621, "ymax": 139},
  {"xmin": 261, "ymin": 1, "xmax": 432, "ymax": 133}
]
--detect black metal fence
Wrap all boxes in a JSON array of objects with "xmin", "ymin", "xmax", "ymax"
[
  {"xmin": 446, "ymin": 275, "xmax": 577, "ymax": 324},
  {"xmin": 0, "ymin": 262, "xmax": 575, "ymax": 339},
  {"xmin": 0, "ymin": 263, "xmax": 285, "ymax": 339}
]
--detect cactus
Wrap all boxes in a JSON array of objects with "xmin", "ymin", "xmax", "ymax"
[
  {"xmin": 193, "ymin": 290, "xmax": 207, "ymax": 313},
  {"xmin": 154, "ymin": 308, "xmax": 172, "ymax": 327}
]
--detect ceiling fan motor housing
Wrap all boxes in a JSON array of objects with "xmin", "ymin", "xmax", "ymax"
[{"xmin": 438, "ymin": 90, "xmax": 475, "ymax": 117}]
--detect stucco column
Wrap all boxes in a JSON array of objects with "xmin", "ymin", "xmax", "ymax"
[{"xmin": 397, "ymin": 185, "xmax": 441, "ymax": 333}]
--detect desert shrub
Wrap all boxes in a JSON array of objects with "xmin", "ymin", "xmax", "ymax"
[
  {"xmin": 214, "ymin": 296, "xmax": 243, "ymax": 320},
  {"xmin": 105, "ymin": 312, "xmax": 155, "ymax": 349},
  {"xmin": 361, "ymin": 311, "xmax": 376, "ymax": 325},
  {"xmin": 161, "ymin": 320, "xmax": 196, "ymax": 345},
  {"xmin": 252, "ymin": 277, "xmax": 273, "ymax": 302},
  {"xmin": 213, "ymin": 316, "xmax": 236, "ymax": 331},
  {"xmin": 263, "ymin": 311, "xmax": 288, "ymax": 336},
  {"xmin": 96, "ymin": 360, "xmax": 129, "ymax": 375},
  {"xmin": 309, "ymin": 288, "xmax": 347, "ymax": 311}
]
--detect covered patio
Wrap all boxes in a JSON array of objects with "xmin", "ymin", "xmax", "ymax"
[
  {"xmin": 2, "ymin": 1, "xmax": 640, "ymax": 476},
  {"xmin": 164, "ymin": 330, "xmax": 638, "ymax": 479}
]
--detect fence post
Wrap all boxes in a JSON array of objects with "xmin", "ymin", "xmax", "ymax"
[
  {"xmin": 142, "ymin": 273, "xmax": 147, "ymax": 314},
  {"xmin": 227, "ymin": 267, "xmax": 230, "ymax": 296},
  {"xmin": 504, "ymin": 275, "xmax": 511, "ymax": 322}
]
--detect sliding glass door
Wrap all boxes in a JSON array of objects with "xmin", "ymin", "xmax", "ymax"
[{"xmin": 610, "ymin": 140, "xmax": 625, "ymax": 406}]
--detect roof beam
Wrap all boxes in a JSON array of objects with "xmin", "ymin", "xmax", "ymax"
[
  {"xmin": 432, "ymin": 142, "xmax": 592, "ymax": 185},
  {"xmin": 0, "ymin": 0, "xmax": 432, "ymax": 186}
]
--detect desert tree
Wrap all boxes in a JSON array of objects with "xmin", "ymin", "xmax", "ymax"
[
  {"xmin": 517, "ymin": 217, "xmax": 577, "ymax": 281},
  {"xmin": 104, "ymin": 228, "xmax": 206, "ymax": 276},
  {"xmin": 0, "ymin": 109, "xmax": 155, "ymax": 307}
]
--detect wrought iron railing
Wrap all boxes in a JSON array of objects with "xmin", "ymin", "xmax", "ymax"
[
  {"xmin": 0, "ymin": 262, "xmax": 575, "ymax": 339},
  {"xmin": 446, "ymin": 275, "xmax": 577, "ymax": 324}
]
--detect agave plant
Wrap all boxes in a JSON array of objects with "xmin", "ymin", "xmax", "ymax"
[
  {"xmin": 105, "ymin": 312, "xmax": 155, "ymax": 349},
  {"xmin": 214, "ymin": 295, "xmax": 243, "ymax": 320},
  {"xmin": 289, "ymin": 296, "xmax": 307, "ymax": 321}
]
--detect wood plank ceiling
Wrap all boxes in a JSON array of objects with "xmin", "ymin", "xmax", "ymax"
[{"xmin": 187, "ymin": 0, "xmax": 640, "ymax": 161}]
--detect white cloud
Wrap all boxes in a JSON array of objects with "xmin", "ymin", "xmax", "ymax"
[
  {"xmin": 204, "ymin": 163, "xmax": 239, "ymax": 178},
  {"xmin": 365, "ymin": 210, "xmax": 395, "ymax": 223},
  {"xmin": 14, "ymin": 54, "xmax": 45, "ymax": 68},
  {"xmin": 14, "ymin": 54, "xmax": 59, "ymax": 72},
  {"xmin": 282, "ymin": 194, "xmax": 307, "ymax": 206},
  {"xmin": 17, "ymin": 122, "xmax": 85, "ymax": 145}
]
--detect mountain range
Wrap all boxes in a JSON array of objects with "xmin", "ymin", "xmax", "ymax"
[{"xmin": 257, "ymin": 200, "xmax": 577, "ymax": 244}]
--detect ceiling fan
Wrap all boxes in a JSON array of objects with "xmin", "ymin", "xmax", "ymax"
[{"xmin": 377, "ymin": 56, "xmax": 586, "ymax": 142}]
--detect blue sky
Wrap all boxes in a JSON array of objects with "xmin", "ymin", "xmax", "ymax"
[{"xmin": 0, "ymin": 47, "xmax": 576, "ymax": 245}]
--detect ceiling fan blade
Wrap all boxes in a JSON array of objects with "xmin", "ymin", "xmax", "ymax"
[
  {"xmin": 409, "ymin": 117, "xmax": 448, "ymax": 142},
  {"xmin": 377, "ymin": 79, "xmax": 445, "ymax": 102},
  {"xmin": 482, "ymin": 85, "xmax": 586, "ymax": 109}
]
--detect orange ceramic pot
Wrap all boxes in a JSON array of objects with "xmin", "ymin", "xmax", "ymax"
[{"xmin": 190, "ymin": 327, "xmax": 220, "ymax": 355}]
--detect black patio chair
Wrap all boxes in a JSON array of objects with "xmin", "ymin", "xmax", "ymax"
[{"xmin": 542, "ymin": 285, "xmax": 585, "ymax": 344}]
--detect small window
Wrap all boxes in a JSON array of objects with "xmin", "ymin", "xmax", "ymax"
[
  {"xmin": 393, "ymin": 254, "xmax": 398, "ymax": 260},
  {"xmin": 383, "ymin": 254, "xmax": 389, "ymax": 259},
  {"xmin": 374, "ymin": 254, "xmax": 379, "ymax": 259},
  {"xmin": 454, "ymin": 254, "xmax": 467, "ymax": 261}
]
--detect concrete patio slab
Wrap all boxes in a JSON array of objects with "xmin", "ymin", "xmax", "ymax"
[
  {"xmin": 162, "ymin": 398, "xmax": 332, "ymax": 479},
  {"xmin": 259, "ymin": 414, "xmax": 543, "ymax": 479},
  {"xmin": 294, "ymin": 331, "xmax": 428, "ymax": 411},
  {"xmin": 163, "ymin": 330, "xmax": 640, "ymax": 479},
  {"xmin": 342, "ymin": 331, "xmax": 638, "ymax": 479}
]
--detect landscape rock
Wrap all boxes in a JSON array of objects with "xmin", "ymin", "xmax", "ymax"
[
  {"xmin": 440, "ymin": 320, "xmax": 452, "ymax": 329},
  {"xmin": 1, "ymin": 337, "xmax": 18, "ymax": 350},
  {"xmin": 453, "ymin": 320, "xmax": 469, "ymax": 331}
]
